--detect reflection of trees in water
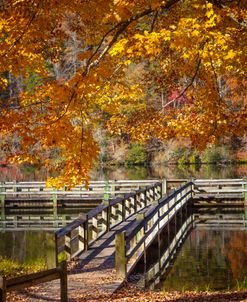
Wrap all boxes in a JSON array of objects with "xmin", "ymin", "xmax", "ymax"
[
  {"xmin": 0, "ymin": 164, "xmax": 51, "ymax": 181},
  {"xmin": 0, "ymin": 231, "xmax": 55, "ymax": 267},
  {"xmin": 224, "ymin": 231, "xmax": 247, "ymax": 280},
  {"xmin": 0, "ymin": 163, "xmax": 247, "ymax": 181},
  {"xmin": 150, "ymin": 164, "xmax": 247, "ymax": 180},
  {"xmin": 161, "ymin": 229, "xmax": 246, "ymax": 291},
  {"xmin": 0, "ymin": 165, "xmax": 23, "ymax": 181},
  {"xmin": 91, "ymin": 164, "xmax": 247, "ymax": 181}
]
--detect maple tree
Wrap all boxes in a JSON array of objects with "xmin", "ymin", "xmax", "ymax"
[{"xmin": 0, "ymin": 0, "xmax": 246, "ymax": 186}]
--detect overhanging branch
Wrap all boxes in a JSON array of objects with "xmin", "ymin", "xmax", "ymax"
[
  {"xmin": 83, "ymin": 0, "xmax": 181, "ymax": 76},
  {"xmin": 162, "ymin": 57, "xmax": 201, "ymax": 110}
]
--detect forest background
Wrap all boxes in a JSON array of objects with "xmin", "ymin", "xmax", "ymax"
[{"xmin": 0, "ymin": 0, "xmax": 246, "ymax": 186}]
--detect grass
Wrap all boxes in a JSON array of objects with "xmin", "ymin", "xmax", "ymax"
[
  {"xmin": 236, "ymin": 278, "xmax": 247, "ymax": 291},
  {"xmin": 0, "ymin": 256, "xmax": 46, "ymax": 278}
]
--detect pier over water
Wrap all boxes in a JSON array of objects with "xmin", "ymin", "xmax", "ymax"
[{"xmin": 0, "ymin": 179, "xmax": 246, "ymax": 301}]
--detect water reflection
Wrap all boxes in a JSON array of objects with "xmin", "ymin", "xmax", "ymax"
[
  {"xmin": 0, "ymin": 231, "xmax": 55, "ymax": 269},
  {"xmin": 1, "ymin": 163, "xmax": 247, "ymax": 182},
  {"xmin": 91, "ymin": 164, "xmax": 247, "ymax": 181},
  {"xmin": 131, "ymin": 207, "xmax": 247, "ymax": 291},
  {"xmin": 159, "ymin": 229, "xmax": 247, "ymax": 291}
]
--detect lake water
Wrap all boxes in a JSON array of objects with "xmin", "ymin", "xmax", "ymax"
[
  {"xmin": 158, "ymin": 228, "xmax": 247, "ymax": 291},
  {"xmin": 0, "ymin": 163, "xmax": 247, "ymax": 182},
  {"xmin": 0, "ymin": 164, "xmax": 246, "ymax": 290},
  {"xmin": 0, "ymin": 230, "xmax": 55, "ymax": 268}
]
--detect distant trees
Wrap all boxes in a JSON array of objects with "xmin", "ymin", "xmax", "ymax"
[{"xmin": 0, "ymin": 0, "xmax": 246, "ymax": 185}]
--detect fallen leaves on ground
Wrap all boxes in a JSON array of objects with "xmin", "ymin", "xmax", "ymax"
[{"xmin": 7, "ymin": 283, "xmax": 247, "ymax": 302}]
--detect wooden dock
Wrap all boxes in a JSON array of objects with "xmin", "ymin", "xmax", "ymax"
[{"xmin": 0, "ymin": 178, "xmax": 246, "ymax": 301}]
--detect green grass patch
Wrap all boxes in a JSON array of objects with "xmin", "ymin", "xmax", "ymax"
[
  {"xmin": 235, "ymin": 278, "xmax": 247, "ymax": 291},
  {"xmin": 0, "ymin": 256, "xmax": 46, "ymax": 278}
]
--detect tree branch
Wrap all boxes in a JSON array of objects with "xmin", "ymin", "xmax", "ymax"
[
  {"xmin": 150, "ymin": 11, "xmax": 159, "ymax": 33},
  {"xmin": 1, "ymin": 0, "xmax": 40, "ymax": 58},
  {"xmin": 209, "ymin": 56, "xmax": 221, "ymax": 97},
  {"xmin": 208, "ymin": 0, "xmax": 247, "ymax": 28},
  {"xmin": 42, "ymin": 84, "xmax": 78, "ymax": 126},
  {"xmin": 83, "ymin": 0, "xmax": 181, "ymax": 76},
  {"xmin": 162, "ymin": 57, "xmax": 201, "ymax": 110}
]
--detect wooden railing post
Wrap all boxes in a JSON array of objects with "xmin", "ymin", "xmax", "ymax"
[
  {"xmin": 191, "ymin": 179, "xmax": 195, "ymax": 198},
  {"xmin": 64, "ymin": 232, "xmax": 71, "ymax": 261},
  {"xmin": 111, "ymin": 180, "xmax": 116, "ymax": 198},
  {"xmin": 142, "ymin": 190, "xmax": 146, "ymax": 207},
  {"xmin": 121, "ymin": 199, "xmax": 126, "ymax": 222},
  {"xmin": 244, "ymin": 182, "xmax": 247, "ymax": 206},
  {"xmin": 85, "ymin": 218, "xmax": 89, "ymax": 250},
  {"xmin": 102, "ymin": 202, "xmax": 110, "ymax": 231},
  {"xmin": 115, "ymin": 231, "xmax": 127, "ymax": 279},
  {"xmin": 145, "ymin": 188, "xmax": 149, "ymax": 205},
  {"xmin": 124, "ymin": 197, "xmax": 130, "ymax": 218},
  {"xmin": 150, "ymin": 187, "xmax": 155, "ymax": 203},
  {"xmin": 136, "ymin": 213, "xmax": 145, "ymax": 242},
  {"xmin": 154, "ymin": 183, "xmax": 161, "ymax": 200},
  {"xmin": 136, "ymin": 192, "xmax": 141, "ymax": 210},
  {"xmin": 92, "ymin": 216, "xmax": 98, "ymax": 240},
  {"xmin": 133, "ymin": 195, "xmax": 137, "ymax": 213},
  {"xmin": 111, "ymin": 204, "xmax": 117, "ymax": 225},
  {"xmin": 151, "ymin": 186, "xmax": 158, "ymax": 204},
  {"xmin": 52, "ymin": 193, "xmax": 58, "ymax": 222},
  {"xmin": 55, "ymin": 232, "xmax": 59, "ymax": 267},
  {"xmin": 0, "ymin": 276, "xmax": 7, "ymax": 302},
  {"xmin": 103, "ymin": 180, "xmax": 110, "ymax": 202},
  {"xmin": 0, "ymin": 186, "xmax": 5, "ymax": 221},
  {"xmin": 60, "ymin": 261, "xmax": 68, "ymax": 302},
  {"xmin": 162, "ymin": 179, "xmax": 167, "ymax": 196},
  {"xmin": 136, "ymin": 212, "xmax": 145, "ymax": 222},
  {"xmin": 78, "ymin": 224, "xmax": 85, "ymax": 253}
]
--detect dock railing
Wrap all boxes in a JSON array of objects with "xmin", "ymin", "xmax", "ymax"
[
  {"xmin": 0, "ymin": 261, "xmax": 67, "ymax": 302},
  {"xmin": 115, "ymin": 182, "xmax": 193, "ymax": 279},
  {"xmin": 0, "ymin": 179, "xmax": 187, "ymax": 199},
  {"xmin": 145, "ymin": 214, "xmax": 193, "ymax": 288},
  {"xmin": 55, "ymin": 182, "xmax": 163, "ymax": 263},
  {"xmin": 193, "ymin": 179, "xmax": 247, "ymax": 202}
]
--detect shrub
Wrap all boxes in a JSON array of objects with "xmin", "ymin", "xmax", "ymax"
[
  {"xmin": 177, "ymin": 155, "xmax": 187, "ymax": 166},
  {"xmin": 170, "ymin": 147, "xmax": 194, "ymax": 164},
  {"xmin": 189, "ymin": 154, "xmax": 201, "ymax": 165},
  {"xmin": 202, "ymin": 145, "xmax": 234, "ymax": 164},
  {"xmin": 126, "ymin": 144, "xmax": 147, "ymax": 166}
]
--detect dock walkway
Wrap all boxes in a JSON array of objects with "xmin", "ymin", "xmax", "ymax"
[
  {"xmin": 3, "ymin": 178, "xmax": 247, "ymax": 302},
  {"xmin": 11, "ymin": 209, "xmax": 150, "ymax": 301}
]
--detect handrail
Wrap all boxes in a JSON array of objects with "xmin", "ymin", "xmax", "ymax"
[
  {"xmin": 194, "ymin": 179, "xmax": 245, "ymax": 182},
  {"xmin": 0, "ymin": 180, "xmax": 159, "ymax": 190},
  {"xmin": 0, "ymin": 179, "xmax": 186, "ymax": 185},
  {"xmin": 193, "ymin": 179, "xmax": 247, "ymax": 196},
  {"xmin": 127, "ymin": 181, "xmax": 192, "ymax": 242},
  {"xmin": 115, "ymin": 178, "xmax": 247, "ymax": 279},
  {"xmin": 55, "ymin": 182, "xmax": 163, "ymax": 264},
  {"xmin": 0, "ymin": 179, "xmax": 186, "ymax": 194},
  {"xmin": 115, "ymin": 182, "xmax": 193, "ymax": 278},
  {"xmin": 0, "ymin": 261, "xmax": 67, "ymax": 302}
]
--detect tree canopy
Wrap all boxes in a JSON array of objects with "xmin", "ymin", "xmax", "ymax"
[{"xmin": 0, "ymin": 0, "xmax": 246, "ymax": 186}]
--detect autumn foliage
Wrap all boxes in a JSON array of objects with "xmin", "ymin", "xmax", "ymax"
[{"xmin": 0, "ymin": 0, "xmax": 246, "ymax": 186}]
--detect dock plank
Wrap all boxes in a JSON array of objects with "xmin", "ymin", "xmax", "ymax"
[{"xmin": 10, "ymin": 210, "xmax": 150, "ymax": 301}]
